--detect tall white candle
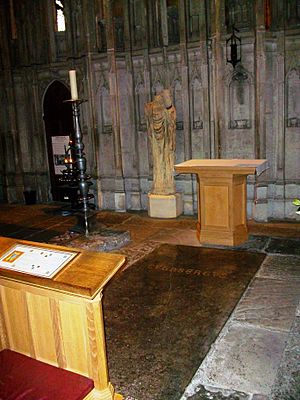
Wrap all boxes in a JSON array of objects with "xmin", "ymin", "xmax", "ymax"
[{"xmin": 69, "ymin": 70, "xmax": 78, "ymax": 100}]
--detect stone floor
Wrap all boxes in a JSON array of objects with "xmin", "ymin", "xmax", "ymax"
[{"xmin": 0, "ymin": 203, "xmax": 299, "ymax": 400}]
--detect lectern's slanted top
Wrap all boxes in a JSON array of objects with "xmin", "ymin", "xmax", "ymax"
[
  {"xmin": 174, "ymin": 159, "xmax": 268, "ymax": 176},
  {"xmin": 0, "ymin": 236, "xmax": 126, "ymax": 299}
]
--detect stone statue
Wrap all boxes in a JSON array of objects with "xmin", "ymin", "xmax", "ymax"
[{"xmin": 145, "ymin": 89, "xmax": 176, "ymax": 195}]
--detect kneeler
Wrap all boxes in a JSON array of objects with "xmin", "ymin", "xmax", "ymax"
[{"xmin": 0, "ymin": 349, "xmax": 94, "ymax": 400}]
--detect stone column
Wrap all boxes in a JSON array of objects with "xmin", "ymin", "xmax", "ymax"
[
  {"xmin": 200, "ymin": 0, "xmax": 213, "ymax": 159},
  {"xmin": 0, "ymin": 2, "xmax": 24, "ymax": 202},
  {"xmin": 103, "ymin": 0, "xmax": 125, "ymax": 211},
  {"xmin": 179, "ymin": 0, "xmax": 191, "ymax": 161},
  {"xmin": 252, "ymin": 0, "xmax": 268, "ymax": 221},
  {"xmin": 211, "ymin": 0, "xmax": 225, "ymax": 158},
  {"xmin": 254, "ymin": 0, "xmax": 267, "ymax": 159}
]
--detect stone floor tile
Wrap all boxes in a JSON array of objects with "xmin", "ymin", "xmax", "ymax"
[
  {"xmin": 265, "ymin": 237, "xmax": 300, "ymax": 256},
  {"xmin": 151, "ymin": 228, "xmax": 202, "ymax": 247},
  {"xmin": 188, "ymin": 323, "xmax": 288, "ymax": 396},
  {"xmin": 115, "ymin": 223, "xmax": 162, "ymax": 243},
  {"xmin": 256, "ymin": 255, "xmax": 300, "ymax": 281},
  {"xmin": 235, "ymin": 236, "xmax": 269, "ymax": 253},
  {"xmin": 233, "ymin": 277, "xmax": 300, "ymax": 331},
  {"xmin": 248, "ymin": 220, "xmax": 300, "ymax": 239},
  {"xmin": 184, "ymin": 385, "xmax": 250, "ymax": 400},
  {"xmin": 270, "ymin": 317, "xmax": 300, "ymax": 400}
]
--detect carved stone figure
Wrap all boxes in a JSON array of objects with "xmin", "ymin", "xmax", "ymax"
[{"xmin": 145, "ymin": 89, "xmax": 176, "ymax": 195}]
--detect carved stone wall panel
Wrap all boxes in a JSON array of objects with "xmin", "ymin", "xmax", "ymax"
[
  {"xmin": 187, "ymin": 0, "xmax": 201, "ymax": 41},
  {"xmin": 285, "ymin": 131, "xmax": 300, "ymax": 180},
  {"xmin": 13, "ymin": 74, "xmax": 32, "ymax": 172},
  {"xmin": 95, "ymin": 67, "xmax": 116, "ymax": 179},
  {"xmin": 228, "ymin": 67, "xmax": 252, "ymax": 129},
  {"xmin": 130, "ymin": 0, "xmax": 147, "ymax": 50},
  {"xmin": 225, "ymin": 0, "xmax": 254, "ymax": 32},
  {"xmin": 132, "ymin": 58, "xmax": 151, "ymax": 178},
  {"xmin": 190, "ymin": 77, "xmax": 204, "ymax": 131},
  {"xmin": 286, "ymin": 0, "xmax": 300, "ymax": 27},
  {"xmin": 286, "ymin": 68, "xmax": 300, "ymax": 128},
  {"xmin": 222, "ymin": 50, "xmax": 256, "ymax": 159},
  {"xmin": 118, "ymin": 64, "xmax": 139, "ymax": 178},
  {"xmin": 150, "ymin": 55, "xmax": 166, "ymax": 94}
]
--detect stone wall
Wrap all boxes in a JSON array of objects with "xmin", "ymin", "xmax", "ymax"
[{"xmin": 0, "ymin": 0, "xmax": 299, "ymax": 220}]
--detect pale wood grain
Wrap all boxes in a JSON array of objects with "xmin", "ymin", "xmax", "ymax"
[
  {"xmin": 175, "ymin": 159, "xmax": 266, "ymax": 245},
  {"xmin": 0, "ymin": 237, "xmax": 125, "ymax": 400},
  {"xmin": 0, "ymin": 237, "xmax": 126, "ymax": 298}
]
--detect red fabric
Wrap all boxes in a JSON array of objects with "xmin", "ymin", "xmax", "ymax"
[{"xmin": 0, "ymin": 349, "xmax": 94, "ymax": 400}]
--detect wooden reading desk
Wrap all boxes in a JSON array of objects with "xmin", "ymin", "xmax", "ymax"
[
  {"xmin": 0, "ymin": 236, "xmax": 126, "ymax": 400},
  {"xmin": 175, "ymin": 159, "xmax": 268, "ymax": 246}
]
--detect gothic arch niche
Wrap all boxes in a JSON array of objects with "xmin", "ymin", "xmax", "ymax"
[
  {"xmin": 113, "ymin": 0, "xmax": 124, "ymax": 51},
  {"xmin": 191, "ymin": 76, "xmax": 203, "ymax": 130},
  {"xmin": 135, "ymin": 81, "xmax": 147, "ymax": 131},
  {"xmin": 225, "ymin": 0, "xmax": 253, "ymax": 31},
  {"xmin": 228, "ymin": 66, "xmax": 252, "ymax": 129},
  {"xmin": 43, "ymin": 80, "xmax": 73, "ymax": 201},
  {"xmin": 99, "ymin": 84, "xmax": 113, "ymax": 133},
  {"xmin": 130, "ymin": 0, "xmax": 146, "ymax": 49},
  {"xmin": 152, "ymin": 81, "xmax": 164, "ymax": 96},
  {"xmin": 97, "ymin": 81, "xmax": 116, "ymax": 178},
  {"xmin": 172, "ymin": 79, "xmax": 183, "ymax": 130},
  {"xmin": 286, "ymin": 68, "xmax": 300, "ymax": 127}
]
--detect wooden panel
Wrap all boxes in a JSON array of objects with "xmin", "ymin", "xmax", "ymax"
[
  {"xmin": 1, "ymin": 286, "xmax": 34, "ymax": 355},
  {"xmin": 59, "ymin": 300, "xmax": 89, "ymax": 376},
  {"xmin": 233, "ymin": 179, "xmax": 246, "ymax": 227},
  {"xmin": 202, "ymin": 185, "xmax": 229, "ymax": 228},
  {"xmin": 50, "ymin": 298, "xmax": 67, "ymax": 369},
  {"xmin": 86, "ymin": 300, "xmax": 109, "ymax": 390},
  {"xmin": 0, "ymin": 287, "xmax": 8, "ymax": 350},
  {"xmin": 26, "ymin": 292, "xmax": 57, "ymax": 364}
]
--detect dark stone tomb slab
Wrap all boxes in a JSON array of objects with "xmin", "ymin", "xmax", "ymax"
[{"xmin": 103, "ymin": 244, "xmax": 265, "ymax": 400}]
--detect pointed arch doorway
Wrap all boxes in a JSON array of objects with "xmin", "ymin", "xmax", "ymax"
[{"xmin": 43, "ymin": 81, "xmax": 75, "ymax": 202}]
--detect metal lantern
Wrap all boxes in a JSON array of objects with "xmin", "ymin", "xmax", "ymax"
[{"xmin": 226, "ymin": 26, "xmax": 241, "ymax": 69}]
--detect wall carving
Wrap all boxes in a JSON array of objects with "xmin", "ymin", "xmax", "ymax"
[
  {"xmin": 225, "ymin": 0, "xmax": 254, "ymax": 31},
  {"xmin": 286, "ymin": 0, "xmax": 300, "ymax": 26},
  {"xmin": 191, "ymin": 76, "xmax": 204, "ymax": 130},
  {"xmin": 97, "ymin": 77, "xmax": 113, "ymax": 134},
  {"xmin": 172, "ymin": 79, "xmax": 184, "ymax": 130},
  {"xmin": 228, "ymin": 66, "xmax": 252, "ymax": 129},
  {"xmin": 187, "ymin": 0, "xmax": 201, "ymax": 41},
  {"xmin": 286, "ymin": 68, "xmax": 300, "ymax": 127},
  {"xmin": 135, "ymin": 81, "xmax": 147, "ymax": 131}
]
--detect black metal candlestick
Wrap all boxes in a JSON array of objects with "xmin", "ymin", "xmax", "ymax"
[
  {"xmin": 68, "ymin": 99, "xmax": 95, "ymax": 236},
  {"xmin": 57, "ymin": 95, "xmax": 131, "ymax": 250}
]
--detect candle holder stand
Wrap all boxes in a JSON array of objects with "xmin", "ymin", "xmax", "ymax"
[
  {"xmin": 69, "ymin": 99, "xmax": 99, "ymax": 236},
  {"xmin": 54, "ymin": 97, "xmax": 131, "ymax": 251}
]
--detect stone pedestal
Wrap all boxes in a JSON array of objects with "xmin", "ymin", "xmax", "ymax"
[{"xmin": 148, "ymin": 193, "xmax": 183, "ymax": 218}]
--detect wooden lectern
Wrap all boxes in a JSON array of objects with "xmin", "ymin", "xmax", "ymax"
[
  {"xmin": 0, "ymin": 236, "xmax": 125, "ymax": 400},
  {"xmin": 175, "ymin": 159, "xmax": 268, "ymax": 246}
]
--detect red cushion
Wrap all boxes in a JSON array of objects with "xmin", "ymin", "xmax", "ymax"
[{"xmin": 0, "ymin": 349, "xmax": 94, "ymax": 400}]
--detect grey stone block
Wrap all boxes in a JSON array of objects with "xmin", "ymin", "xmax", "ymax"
[{"xmin": 191, "ymin": 323, "xmax": 288, "ymax": 396}]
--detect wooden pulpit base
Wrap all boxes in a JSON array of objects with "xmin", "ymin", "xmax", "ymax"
[{"xmin": 175, "ymin": 159, "xmax": 268, "ymax": 246}]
